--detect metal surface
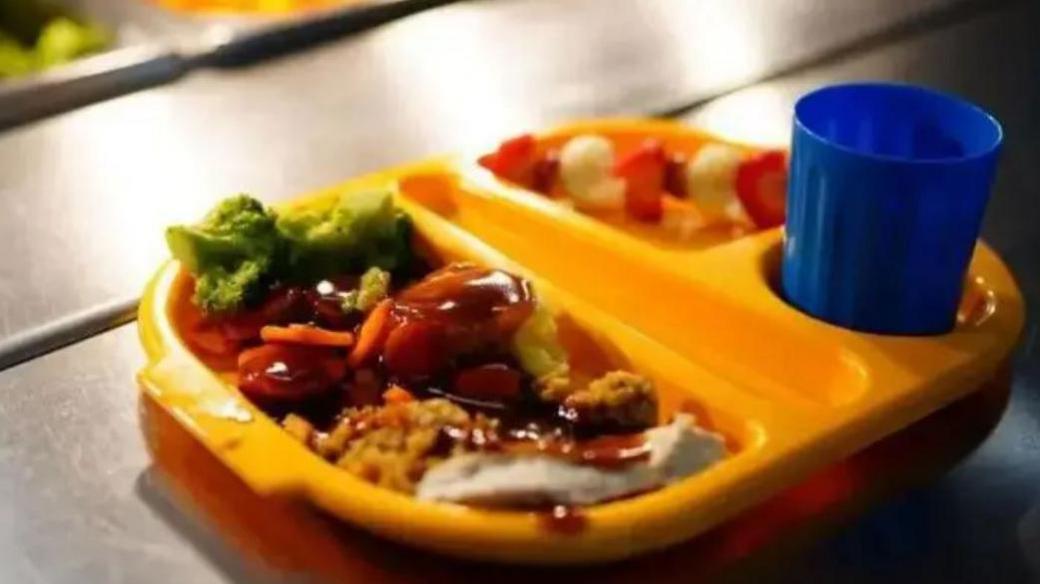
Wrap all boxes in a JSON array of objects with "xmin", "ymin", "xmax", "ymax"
[
  {"xmin": 0, "ymin": 325, "xmax": 280, "ymax": 584},
  {"xmin": 0, "ymin": 0, "xmax": 990, "ymax": 346},
  {"xmin": 0, "ymin": 0, "xmax": 455, "ymax": 131},
  {"xmin": 0, "ymin": 295, "xmax": 137, "ymax": 371},
  {"xmin": 0, "ymin": 46, "xmax": 185, "ymax": 131},
  {"xmin": 0, "ymin": 0, "xmax": 1036, "ymax": 582},
  {"xmin": 0, "ymin": 0, "xmax": 182, "ymax": 131},
  {"xmin": 66, "ymin": 0, "xmax": 462, "ymax": 61}
]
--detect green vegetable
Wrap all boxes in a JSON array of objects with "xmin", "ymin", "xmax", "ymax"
[
  {"xmin": 34, "ymin": 17, "xmax": 108, "ymax": 69},
  {"xmin": 512, "ymin": 304, "xmax": 570, "ymax": 378},
  {"xmin": 0, "ymin": 13, "xmax": 109, "ymax": 79},
  {"xmin": 192, "ymin": 261, "xmax": 267, "ymax": 316},
  {"xmin": 342, "ymin": 267, "xmax": 391, "ymax": 314},
  {"xmin": 165, "ymin": 195, "xmax": 280, "ymax": 313},
  {"xmin": 276, "ymin": 188, "xmax": 412, "ymax": 280},
  {"xmin": 165, "ymin": 190, "xmax": 414, "ymax": 314},
  {"xmin": 0, "ymin": 34, "xmax": 33, "ymax": 77}
]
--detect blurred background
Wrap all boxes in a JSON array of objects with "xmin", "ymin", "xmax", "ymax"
[{"xmin": 0, "ymin": 0, "xmax": 1036, "ymax": 582}]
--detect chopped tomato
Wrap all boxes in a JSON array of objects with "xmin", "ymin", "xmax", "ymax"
[
  {"xmin": 382, "ymin": 320, "xmax": 447, "ymax": 379},
  {"xmin": 531, "ymin": 149, "xmax": 560, "ymax": 194},
  {"xmin": 614, "ymin": 140, "xmax": 666, "ymax": 222},
  {"xmin": 260, "ymin": 324, "xmax": 355, "ymax": 347},
  {"xmin": 735, "ymin": 150, "xmax": 787, "ymax": 228},
  {"xmin": 238, "ymin": 344, "xmax": 346, "ymax": 402},
  {"xmin": 663, "ymin": 152, "xmax": 688, "ymax": 198},
  {"xmin": 452, "ymin": 364, "xmax": 523, "ymax": 402},
  {"xmin": 478, "ymin": 134, "xmax": 538, "ymax": 186}
]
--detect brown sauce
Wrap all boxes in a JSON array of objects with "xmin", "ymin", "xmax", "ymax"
[
  {"xmin": 503, "ymin": 432, "xmax": 650, "ymax": 469},
  {"xmin": 382, "ymin": 264, "xmax": 537, "ymax": 380},
  {"xmin": 394, "ymin": 264, "xmax": 535, "ymax": 332},
  {"xmin": 537, "ymin": 505, "xmax": 588, "ymax": 535}
]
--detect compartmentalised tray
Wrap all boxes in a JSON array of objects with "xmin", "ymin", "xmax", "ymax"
[{"xmin": 137, "ymin": 118, "xmax": 1024, "ymax": 564}]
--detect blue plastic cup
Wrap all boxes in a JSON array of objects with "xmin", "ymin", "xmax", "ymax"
[{"xmin": 782, "ymin": 83, "xmax": 1003, "ymax": 335}]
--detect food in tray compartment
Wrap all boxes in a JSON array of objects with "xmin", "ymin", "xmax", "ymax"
[
  {"xmin": 478, "ymin": 131, "xmax": 788, "ymax": 240},
  {"xmin": 0, "ymin": 2, "xmax": 109, "ymax": 78},
  {"xmin": 418, "ymin": 413, "xmax": 724, "ymax": 506},
  {"xmin": 166, "ymin": 189, "xmax": 727, "ymax": 509}
]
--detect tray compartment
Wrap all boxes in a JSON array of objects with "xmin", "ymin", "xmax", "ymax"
[
  {"xmin": 138, "ymin": 178, "xmax": 798, "ymax": 564},
  {"xmin": 137, "ymin": 144, "xmax": 1023, "ymax": 563},
  {"xmin": 399, "ymin": 166, "xmax": 871, "ymax": 408},
  {"xmin": 474, "ymin": 118, "xmax": 777, "ymax": 252}
]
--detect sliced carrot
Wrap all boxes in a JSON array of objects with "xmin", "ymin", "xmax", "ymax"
[
  {"xmin": 260, "ymin": 324, "xmax": 354, "ymax": 347},
  {"xmin": 348, "ymin": 299, "xmax": 394, "ymax": 368},
  {"xmin": 382, "ymin": 385, "xmax": 415, "ymax": 404},
  {"xmin": 237, "ymin": 343, "xmax": 285, "ymax": 369}
]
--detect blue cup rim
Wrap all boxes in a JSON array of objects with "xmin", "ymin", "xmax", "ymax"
[{"xmin": 793, "ymin": 82, "xmax": 1004, "ymax": 166}]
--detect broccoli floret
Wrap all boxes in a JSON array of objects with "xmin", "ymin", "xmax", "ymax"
[
  {"xmin": 165, "ymin": 194, "xmax": 280, "ymax": 313},
  {"xmin": 341, "ymin": 267, "xmax": 391, "ymax": 314},
  {"xmin": 276, "ymin": 189, "xmax": 413, "ymax": 281},
  {"xmin": 0, "ymin": 14, "xmax": 110, "ymax": 79},
  {"xmin": 512, "ymin": 304, "xmax": 569, "ymax": 378},
  {"xmin": 166, "ymin": 189, "xmax": 414, "ymax": 314},
  {"xmin": 191, "ymin": 260, "xmax": 267, "ymax": 315}
]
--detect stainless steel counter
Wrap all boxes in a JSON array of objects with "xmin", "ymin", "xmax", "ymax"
[
  {"xmin": 0, "ymin": 0, "xmax": 1036, "ymax": 581},
  {"xmin": 0, "ymin": 0, "xmax": 456, "ymax": 129}
]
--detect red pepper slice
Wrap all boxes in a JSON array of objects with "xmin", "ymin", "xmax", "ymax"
[
  {"xmin": 478, "ymin": 134, "xmax": 538, "ymax": 186},
  {"xmin": 735, "ymin": 150, "xmax": 788, "ymax": 228},
  {"xmin": 663, "ymin": 152, "xmax": 688, "ymax": 199},
  {"xmin": 614, "ymin": 140, "xmax": 667, "ymax": 222},
  {"xmin": 530, "ymin": 149, "xmax": 560, "ymax": 195}
]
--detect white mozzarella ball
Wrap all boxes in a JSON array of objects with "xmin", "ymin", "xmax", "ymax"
[
  {"xmin": 684, "ymin": 143, "xmax": 744, "ymax": 219},
  {"xmin": 559, "ymin": 134, "xmax": 625, "ymax": 210}
]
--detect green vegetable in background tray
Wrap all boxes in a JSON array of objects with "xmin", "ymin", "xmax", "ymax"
[{"xmin": 0, "ymin": 1, "xmax": 110, "ymax": 79}]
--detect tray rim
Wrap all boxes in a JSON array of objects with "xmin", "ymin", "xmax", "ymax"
[
  {"xmin": 136, "ymin": 132, "xmax": 1024, "ymax": 563},
  {"xmin": 138, "ymin": 176, "xmax": 819, "ymax": 564}
]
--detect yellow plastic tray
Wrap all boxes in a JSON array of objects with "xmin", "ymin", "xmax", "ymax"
[{"xmin": 138, "ymin": 118, "xmax": 1024, "ymax": 565}]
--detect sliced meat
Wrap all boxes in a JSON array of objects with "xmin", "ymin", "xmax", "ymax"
[{"xmin": 416, "ymin": 414, "xmax": 724, "ymax": 506}]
